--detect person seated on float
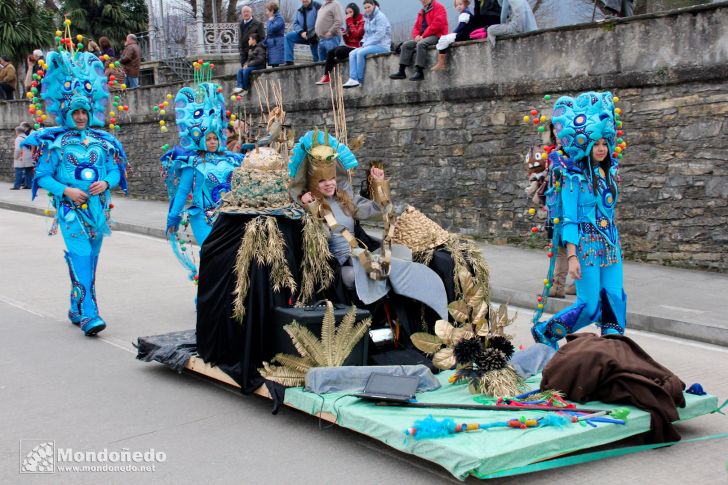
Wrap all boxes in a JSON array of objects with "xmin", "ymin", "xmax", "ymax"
[{"xmin": 289, "ymin": 129, "xmax": 449, "ymax": 320}]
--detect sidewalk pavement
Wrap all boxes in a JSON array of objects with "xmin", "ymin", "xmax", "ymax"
[{"xmin": 2, "ymin": 180, "xmax": 726, "ymax": 347}]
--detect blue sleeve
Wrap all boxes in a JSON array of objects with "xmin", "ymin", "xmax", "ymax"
[
  {"xmin": 293, "ymin": 11, "xmax": 303, "ymax": 33},
  {"xmin": 560, "ymin": 173, "xmax": 582, "ymax": 246},
  {"xmin": 270, "ymin": 16, "xmax": 285, "ymax": 36},
  {"xmin": 36, "ymin": 174, "xmax": 67, "ymax": 198},
  {"xmin": 167, "ymin": 167, "xmax": 194, "ymax": 230}
]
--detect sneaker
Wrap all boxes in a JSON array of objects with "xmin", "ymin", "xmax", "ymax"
[
  {"xmin": 284, "ymin": 61, "xmax": 294, "ymax": 66},
  {"xmin": 232, "ymin": 87, "xmax": 243, "ymax": 95},
  {"xmin": 10, "ymin": 187, "xmax": 20, "ymax": 190},
  {"xmin": 316, "ymin": 74, "xmax": 330, "ymax": 85},
  {"xmin": 342, "ymin": 79, "xmax": 361, "ymax": 88}
]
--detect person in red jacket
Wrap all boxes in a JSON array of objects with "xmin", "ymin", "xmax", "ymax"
[
  {"xmin": 317, "ymin": 2, "xmax": 365, "ymax": 85},
  {"xmin": 390, "ymin": 0, "xmax": 448, "ymax": 81}
]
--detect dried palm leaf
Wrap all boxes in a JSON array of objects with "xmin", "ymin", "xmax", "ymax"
[
  {"xmin": 285, "ymin": 322, "xmax": 325, "ymax": 364},
  {"xmin": 258, "ymin": 361, "xmax": 306, "ymax": 387},
  {"xmin": 477, "ymin": 366, "xmax": 525, "ymax": 397},
  {"xmin": 297, "ymin": 213, "xmax": 335, "ymax": 306},
  {"xmin": 272, "ymin": 353, "xmax": 315, "ymax": 373},
  {"xmin": 410, "ymin": 332, "xmax": 444, "ymax": 354}
]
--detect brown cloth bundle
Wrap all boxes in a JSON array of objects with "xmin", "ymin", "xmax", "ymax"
[{"xmin": 541, "ymin": 333, "xmax": 686, "ymax": 443}]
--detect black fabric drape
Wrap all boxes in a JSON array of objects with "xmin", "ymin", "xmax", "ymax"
[{"xmin": 196, "ymin": 213, "xmax": 304, "ymax": 393}]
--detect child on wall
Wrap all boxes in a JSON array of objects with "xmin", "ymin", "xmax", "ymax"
[
  {"xmin": 431, "ymin": 0, "xmax": 476, "ymax": 72},
  {"xmin": 233, "ymin": 34, "xmax": 267, "ymax": 95}
]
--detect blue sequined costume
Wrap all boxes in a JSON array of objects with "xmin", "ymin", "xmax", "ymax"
[
  {"xmin": 161, "ymin": 82, "xmax": 244, "ymax": 278},
  {"xmin": 21, "ymin": 50, "xmax": 128, "ymax": 336},
  {"xmin": 532, "ymin": 91, "xmax": 627, "ymax": 349}
]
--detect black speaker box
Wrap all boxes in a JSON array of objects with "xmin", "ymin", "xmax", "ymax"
[{"xmin": 271, "ymin": 303, "xmax": 371, "ymax": 366}]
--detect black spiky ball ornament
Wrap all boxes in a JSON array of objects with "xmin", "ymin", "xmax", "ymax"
[
  {"xmin": 453, "ymin": 337, "xmax": 483, "ymax": 365},
  {"xmin": 475, "ymin": 348, "xmax": 508, "ymax": 372},
  {"xmin": 488, "ymin": 336, "xmax": 515, "ymax": 359}
]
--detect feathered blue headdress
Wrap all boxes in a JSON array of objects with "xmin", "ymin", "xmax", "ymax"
[
  {"xmin": 551, "ymin": 91, "xmax": 616, "ymax": 161},
  {"xmin": 174, "ymin": 82, "xmax": 227, "ymax": 152},
  {"xmin": 41, "ymin": 50, "xmax": 109, "ymax": 130}
]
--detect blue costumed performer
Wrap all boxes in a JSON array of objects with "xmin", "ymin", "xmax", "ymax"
[
  {"xmin": 22, "ymin": 46, "xmax": 128, "ymax": 336},
  {"xmin": 531, "ymin": 91, "xmax": 627, "ymax": 348},
  {"xmin": 161, "ymin": 77, "xmax": 245, "ymax": 280}
]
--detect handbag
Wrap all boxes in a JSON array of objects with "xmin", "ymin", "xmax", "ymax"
[{"xmin": 469, "ymin": 28, "xmax": 487, "ymax": 40}]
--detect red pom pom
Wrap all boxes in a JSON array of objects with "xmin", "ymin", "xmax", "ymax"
[{"xmin": 530, "ymin": 109, "xmax": 538, "ymax": 116}]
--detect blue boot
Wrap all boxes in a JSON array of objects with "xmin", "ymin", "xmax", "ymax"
[
  {"xmin": 531, "ymin": 303, "xmax": 590, "ymax": 349},
  {"xmin": 64, "ymin": 251, "xmax": 82, "ymax": 326},
  {"xmin": 66, "ymin": 252, "xmax": 106, "ymax": 336},
  {"xmin": 599, "ymin": 288, "xmax": 627, "ymax": 336}
]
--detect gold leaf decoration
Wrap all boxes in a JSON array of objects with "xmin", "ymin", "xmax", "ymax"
[
  {"xmin": 297, "ymin": 213, "xmax": 335, "ymax": 306},
  {"xmin": 448, "ymin": 300, "xmax": 470, "ymax": 324},
  {"xmin": 434, "ymin": 319, "xmax": 456, "ymax": 344},
  {"xmin": 432, "ymin": 347, "xmax": 456, "ymax": 370},
  {"xmin": 260, "ymin": 302, "xmax": 371, "ymax": 387},
  {"xmin": 410, "ymin": 332, "xmax": 444, "ymax": 354}
]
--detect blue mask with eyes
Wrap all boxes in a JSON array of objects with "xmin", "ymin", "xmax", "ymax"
[
  {"xmin": 551, "ymin": 91, "xmax": 617, "ymax": 161},
  {"xmin": 41, "ymin": 51, "xmax": 109, "ymax": 130},
  {"xmin": 174, "ymin": 82, "xmax": 228, "ymax": 152}
]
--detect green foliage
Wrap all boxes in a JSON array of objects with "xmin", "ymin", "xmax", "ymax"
[
  {"xmin": 0, "ymin": 0, "xmax": 55, "ymax": 64},
  {"xmin": 61, "ymin": 0, "xmax": 148, "ymax": 52}
]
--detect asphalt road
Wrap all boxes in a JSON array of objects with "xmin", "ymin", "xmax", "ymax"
[{"xmin": 1, "ymin": 209, "xmax": 727, "ymax": 484}]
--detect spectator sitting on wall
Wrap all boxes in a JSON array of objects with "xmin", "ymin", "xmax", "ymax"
[
  {"xmin": 239, "ymin": 5, "xmax": 266, "ymax": 67},
  {"xmin": 431, "ymin": 0, "xmax": 476, "ymax": 71},
  {"xmin": 23, "ymin": 49, "xmax": 44, "ymax": 92},
  {"xmin": 264, "ymin": 2, "xmax": 286, "ymax": 67},
  {"xmin": 12, "ymin": 125, "xmax": 34, "ymax": 190},
  {"xmin": 317, "ymin": 2, "xmax": 364, "ymax": 85},
  {"xmin": 389, "ymin": 0, "xmax": 448, "ymax": 82},
  {"xmin": 315, "ymin": 0, "xmax": 344, "ymax": 64},
  {"xmin": 472, "ymin": 0, "xmax": 501, "ymax": 29},
  {"xmin": 284, "ymin": 0, "xmax": 323, "ymax": 65},
  {"xmin": 486, "ymin": 0, "xmax": 537, "ymax": 47},
  {"xmin": 119, "ymin": 34, "xmax": 142, "ymax": 88},
  {"xmin": 98, "ymin": 37, "xmax": 116, "ymax": 59},
  {"xmin": 342, "ymin": 0, "xmax": 390, "ymax": 88},
  {"xmin": 233, "ymin": 34, "xmax": 267, "ymax": 95},
  {"xmin": 0, "ymin": 56, "xmax": 16, "ymax": 100}
]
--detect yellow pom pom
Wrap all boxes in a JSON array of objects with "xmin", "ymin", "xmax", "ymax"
[
  {"xmin": 542, "ymin": 152, "xmax": 548, "ymax": 159},
  {"xmin": 615, "ymin": 146, "xmax": 622, "ymax": 153},
  {"xmin": 120, "ymin": 84, "xmax": 126, "ymax": 90},
  {"xmin": 537, "ymin": 304, "xmax": 544, "ymax": 309},
  {"xmin": 26, "ymin": 92, "xmax": 33, "ymax": 99},
  {"xmin": 108, "ymin": 123, "xmax": 115, "ymax": 129},
  {"xmin": 553, "ymin": 217, "xmax": 560, "ymax": 224},
  {"xmin": 230, "ymin": 95, "xmax": 236, "ymax": 101},
  {"xmin": 44, "ymin": 209, "xmax": 51, "ymax": 216},
  {"xmin": 523, "ymin": 115, "xmax": 530, "ymax": 123},
  {"xmin": 615, "ymin": 108, "xmax": 622, "ymax": 115},
  {"xmin": 41, "ymin": 114, "xmax": 47, "ymax": 121},
  {"xmin": 528, "ymin": 208, "xmax": 536, "ymax": 215},
  {"xmin": 159, "ymin": 120, "xmax": 166, "ymax": 126},
  {"xmin": 81, "ymin": 204, "xmax": 88, "ymax": 209},
  {"xmin": 55, "ymin": 30, "xmax": 62, "ymax": 37},
  {"xmin": 543, "ymin": 279, "xmax": 549, "ymax": 285},
  {"xmin": 613, "ymin": 96, "xmax": 619, "ymax": 103},
  {"xmin": 540, "ymin": 115, "xmax": 547, "ymax": 123},
  {"xmin": 109, "ymin": 111, "xmax": 115, "ymax": 117},
  {"xmin": 161, "ymin": 126, "xmax": 169, "ymax": 133},
  {"xmin": 230, "ymin": 114, "xmax": 237, "ymax": 120},
  {"xmin": 166, "ymin": 93, "xmax": 173, "ymax": 99},
  {"xmin": 64, "ymin": 18, "xmax": 71, "ymax": 25},
  {"xmin": 163, "ymin": 101, "xmax": 169, "ymax": 107},
  {"xmin": 76, "ymin": 34, "xmax": 83, "ymax": 41},
  {"xmin": 159, "ymin": 109, "xmax": 166, "ymax": 115},
  {"xmin": 36, "ymin": 109, "xmax": 43, "ymax": 115}
]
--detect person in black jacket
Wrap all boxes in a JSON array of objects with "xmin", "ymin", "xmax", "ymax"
[
  {"xmin": 233, "ymin": 34, "xmax": 267, "ymax": 94},
  {"xmin": 472, "ymin": 0, "xmax": 501, "ymax": 28},
  {"xmin": 239, "ymin": 5, "xmax": 266, "ymax": 67}
]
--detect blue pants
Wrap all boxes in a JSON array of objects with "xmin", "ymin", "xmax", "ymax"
[
  {"xmin": 349, "ymin": 45, "xmax": 389, "ymax": 83},
  {"xmin": 532, "ymin": 261, "xmax": 627, "ymax": 349},
  {"xmin": 236, "ymin": 65, "xmax": 264, "ymax": 90},
  {"xmin": 284, "ymin": 32, "xmax": 320, "ymax": 63},
  {"xmin": 125, "ymin": 76, "xmax": 139, "ymax": 89},
  {"xmin": 188, "ymin": 211, "xmax": 212, "ymax": 246},
  {"xmin": 60, "ymin": 215, "xmax": 107, "ymax": 334},
  {"xmin": 317, "ymin": 36, "xmax": 341, "ymax": 62},
  {"xmin": 13, "ymin": 167, "xmax": 33, "ymax": 188}
]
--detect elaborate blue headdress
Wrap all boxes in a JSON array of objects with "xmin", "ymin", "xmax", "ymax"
[
  {"xmin": 41, "ymin": 50, "xmax": 109, "ymax": 129},
  {"xmin": 174, "ymin": 82, "xmax": 228, "ymax": 152},
  {"xmin": 551, "ymin": 91, "xmax": 616, "ymax": 161}
]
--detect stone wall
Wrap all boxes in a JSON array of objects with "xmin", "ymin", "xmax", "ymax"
[{"xmin": 1, "ymin": 2, "xmax": 727, "ymax": 270}]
